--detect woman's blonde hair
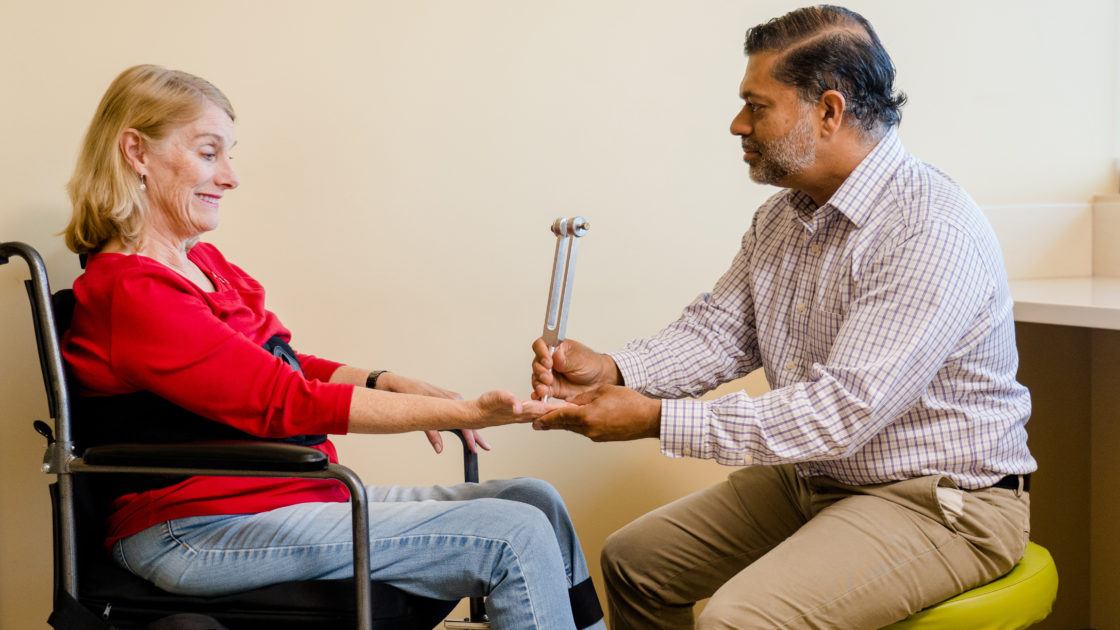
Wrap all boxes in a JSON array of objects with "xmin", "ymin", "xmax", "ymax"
[{"xmin": 64, "ymin": 65, "xmax": 235, "ymax": 254}]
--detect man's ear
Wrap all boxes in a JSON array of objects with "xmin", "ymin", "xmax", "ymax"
[
  {"xmin": 119, "ymin": 128, "xmax": 148, "ymax": 176},
  {"xmin": 818, "ymin": 90, "xmax": 846, "ymax": 137}
]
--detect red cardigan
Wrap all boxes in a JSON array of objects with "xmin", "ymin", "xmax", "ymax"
[{"xmin": 63, "ymin": 243, "xmax": 354, "ymax": 546}]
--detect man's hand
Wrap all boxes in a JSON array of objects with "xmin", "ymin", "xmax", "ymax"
[
  {"xmin": 532, "ymin": 385, "xmax": 661, "ymax": 442},
  {"xmin": 531, "ymin": 337, "xmax": 622, "ymax": 401},
  {"xmin": 377, "ymin": 372, "xmax": 491, "ymax": 454}
]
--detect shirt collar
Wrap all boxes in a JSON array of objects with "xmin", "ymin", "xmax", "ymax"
[{"xmin": 785, "ymin": 128, "xmax": 906, "ymax": 229}]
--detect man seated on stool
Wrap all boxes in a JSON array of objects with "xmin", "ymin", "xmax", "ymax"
[{"xmin": 530, "ymin": 5, "xmax": 1034, "ymax": 628}]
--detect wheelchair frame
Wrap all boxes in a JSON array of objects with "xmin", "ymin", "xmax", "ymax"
[{"xmin": 2, "ymin": 241, "xmax": 486, "ymax": 630}]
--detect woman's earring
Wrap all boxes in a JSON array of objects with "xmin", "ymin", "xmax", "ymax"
[{"xmin": 139, "ymin": 174, "xmax": 147, "ymax": 192}]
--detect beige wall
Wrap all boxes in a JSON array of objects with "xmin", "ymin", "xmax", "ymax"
[{"xmin": 1, "ymin": 1, "xmax": 1117, "ymax": 628}]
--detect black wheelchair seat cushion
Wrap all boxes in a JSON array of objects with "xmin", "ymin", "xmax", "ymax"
[
  {"xmin": 144, "ymin": 613, "xmax": 229, "ymax": 630},
  {"xmin": 78, "ymin": 551, "xmax": 456, "ymax": 629}
]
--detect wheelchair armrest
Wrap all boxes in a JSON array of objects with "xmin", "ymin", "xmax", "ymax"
[{"xmin": 81, "ymin": 441, "xmax": 329, "ymax": 472}]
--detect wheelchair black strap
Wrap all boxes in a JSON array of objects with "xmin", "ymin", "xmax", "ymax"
[
  {"xmin": 48, "ymin": 591, "xmax": 113, "ymax": 630},
  {"xmin": 569, "ymin": 577, "xmax": 604, "ymax": 629},
  {"xmin": 263, "ymin": 334, "xmax": 302, "ymax": 373}
]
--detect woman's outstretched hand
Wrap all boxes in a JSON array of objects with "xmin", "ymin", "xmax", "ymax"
[
  {"xmin": 346, "ymin": 379, "xmax": 571, "ymax": 439},
  {"xmin": 470, "ymin": 390, "xmax": 572, "ymax": 428}
]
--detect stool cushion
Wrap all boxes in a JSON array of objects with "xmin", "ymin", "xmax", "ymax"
[{"xmin": 884, "ymin": 542, "xmax": 1058, "ymax": 630}]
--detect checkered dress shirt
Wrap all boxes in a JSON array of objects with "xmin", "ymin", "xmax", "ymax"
[{"xmin": 610, "ymin": 130, "xmax": 1036, "ymax": 489}]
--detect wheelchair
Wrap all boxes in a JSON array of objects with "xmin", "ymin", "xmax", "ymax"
[{"xmin": 1, "ymin": 241, "xmax": 490, "ymax": 630}]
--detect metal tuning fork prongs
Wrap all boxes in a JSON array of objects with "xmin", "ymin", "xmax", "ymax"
[{"xmin": 542, "ymin": 216, "xmax": 590, "ymax": 352}]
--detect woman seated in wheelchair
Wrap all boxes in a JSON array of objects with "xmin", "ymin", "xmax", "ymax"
[{"xmin": 60, "ymin": 65, "xmax": 604, "ymax": 630}]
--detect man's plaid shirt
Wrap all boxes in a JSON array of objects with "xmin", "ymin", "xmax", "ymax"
[{"xmin": 611, "ymin": 130, "xmax": 1035, "ymax": 489}]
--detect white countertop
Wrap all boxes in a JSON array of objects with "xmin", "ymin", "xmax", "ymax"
[{"xmin": 1010, "ymin": 277, "xmax": 1120, "ymax": 330}]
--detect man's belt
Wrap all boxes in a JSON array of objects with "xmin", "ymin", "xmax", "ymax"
[{"xmin": 992, "ymin": 474, "xmax": 1031, "ymax": 492}]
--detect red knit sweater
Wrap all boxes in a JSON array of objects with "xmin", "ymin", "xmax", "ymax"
[{"xmin": 62, "ymin": 243, "xmax": 354, "ymax": 546}]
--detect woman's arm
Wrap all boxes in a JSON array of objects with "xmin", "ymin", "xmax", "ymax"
[
  {"xmin": 106, "ymin": 269, "xmax": 549, "ymax": 438},
  {"xmin": 328, "ymin": 365, "xmax": 496, "ymax": 452},
  {"xmin": 347, "ymin": 387, "xmax": 551, "ymax": 434}
]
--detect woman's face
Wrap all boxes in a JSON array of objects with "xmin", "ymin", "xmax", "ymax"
[{"xmin": 144, "ymin": 100, "xmax": 239, "ymax": 239}]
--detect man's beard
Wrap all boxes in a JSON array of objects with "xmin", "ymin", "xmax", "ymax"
[{"xmin": 746, "ymin": 111, "xmax": 816, "ymax": 186}]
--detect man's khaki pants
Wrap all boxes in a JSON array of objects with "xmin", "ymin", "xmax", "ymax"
[{"xmin": 601, "ymin": 465, "xmax": 1030, "ymax": 629}]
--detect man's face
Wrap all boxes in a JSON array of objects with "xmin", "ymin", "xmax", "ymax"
[{"xmin": 730, "ymin": 52, "xmax": 818, "ymax": 186}]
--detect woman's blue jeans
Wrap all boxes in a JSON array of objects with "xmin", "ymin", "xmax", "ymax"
[{"xmin": 113, "ymin": 477, "xmax": 604, "ymax": 630}]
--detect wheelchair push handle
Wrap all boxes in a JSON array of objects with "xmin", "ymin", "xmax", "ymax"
[{"xmin": 1, "ymin": 241, "xmax": 73, "ymax": 451}]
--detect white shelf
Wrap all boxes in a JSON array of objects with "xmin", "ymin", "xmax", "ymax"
[{"xmin": 1010, "ymin": 277, "xmax": 1120, "ymax": 330}]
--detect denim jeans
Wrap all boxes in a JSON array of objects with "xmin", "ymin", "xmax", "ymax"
[{"xmin": 113, "ymin": 477, "xmax": 605, "ymax": 630}]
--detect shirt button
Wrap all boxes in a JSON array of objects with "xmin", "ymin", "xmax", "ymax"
[
  {"xmin": 743, "ymin": 453, "xmax": 753, "ymax": 466},
  {"xmin": 809, "ymin": 243, "xmax": 822, "ymax": 255},
  {"xmin": 785, "ymin": 360, "xmax": 797, "ymax": 371},
  {"xmin": 682, "ymin": 446, "xmax": 692, "ymax": 456},
  {"xmin": 796, "ymin": 302, "xmax": 807, "ymax": 314}
]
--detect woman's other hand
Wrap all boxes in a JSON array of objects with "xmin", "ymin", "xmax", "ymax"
[
  {"xmin": 376, "ymin": 373, "xmax": 491, "ymax": 455},
  {"xmin": 378, "ymin": 372, "xmax": 459, "ymax": 399}
]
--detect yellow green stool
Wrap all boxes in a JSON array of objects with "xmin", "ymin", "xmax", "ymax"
[{"xmin": 885, "ymin": 542, "xmax": 1058, "ymax": 630}]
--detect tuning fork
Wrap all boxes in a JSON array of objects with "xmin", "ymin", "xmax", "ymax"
[{"xmin": 541, "ymin": 216, "xmax": 590, "ymax": 402}]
